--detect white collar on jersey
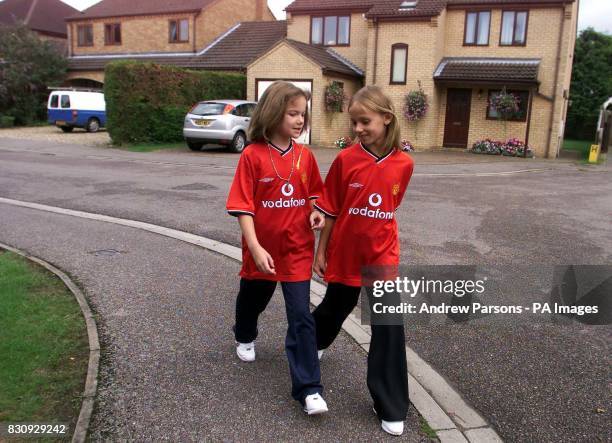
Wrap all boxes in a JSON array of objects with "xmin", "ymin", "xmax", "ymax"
[{"xmin": 360, "ymin": 142, "xmax": 395, "ymax": 164}]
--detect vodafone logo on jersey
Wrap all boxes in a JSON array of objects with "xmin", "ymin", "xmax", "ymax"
[
  {"xmin": 262, "ymin": 182, "xmax": 306, "ymax": 209},
  {"xmin": 368, "ymin": 193, "xmax": 382, "ymax": 207},
  {"xmin": 348, "ymin": 193, "xmax": 394, "ymax": 220},
  {"xmin": 281, "ymin": 183, "xmax": 294, "ymax": 197}
]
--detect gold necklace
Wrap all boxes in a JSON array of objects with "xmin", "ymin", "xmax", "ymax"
[{"xmin": 267, "ymin": 140, "xmax": 295, "ymax": 183}]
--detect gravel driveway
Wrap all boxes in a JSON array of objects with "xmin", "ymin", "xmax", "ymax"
[{"xmin": 0, "ymin": 126, "xmax": 111, "ymax": 147}]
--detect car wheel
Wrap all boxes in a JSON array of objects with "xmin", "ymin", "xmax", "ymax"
[
  {"xmin": 60, "ymin": 126, "xmax": 74, "ymax": 133},
  {"xmin": 230, "ymin": 131, "xmax": 246, "ymax": 153},
  {"xmin": 86, "ymin": 118, "xmax": 100, "ymax": 133},
  {"xmin": 187, "ymin": 140, "xmax": 203, "ymax": 151}
]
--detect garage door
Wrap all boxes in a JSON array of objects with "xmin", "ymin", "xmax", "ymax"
[{"xmin": 256, "ymin": 80, "xmax": 312, "ymax": 145}]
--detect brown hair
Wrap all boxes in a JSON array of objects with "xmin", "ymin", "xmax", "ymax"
[
  {"xmin": 248, "ymin": 81, "xmax": 311, "ymax": 142},
  {"xmin": 349, "ymin": 85, "xmax": 401, "ymax": 151}
]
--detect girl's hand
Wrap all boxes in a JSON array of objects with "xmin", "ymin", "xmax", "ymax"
[
  {"xmin": 252, "ymin": 245, "xmax": 276, "ymax": 274},
  {"xmin": 310, "ymin": 210, "xmax": 325, "ymax": 230},
  {"xmin": 313, "ymin": 252, "xmax": 326, "ymax": 278}
]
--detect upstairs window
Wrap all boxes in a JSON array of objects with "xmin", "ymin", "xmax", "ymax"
[
  {"xmin": 104, "ymin": 23, "xmax": 121, "ymax": 45},
  {"xmin": 390, "ymin": 43, "xmax": 408, "ymax": 84},
  {"xmin": 311, "ymin": 15, "xmax": 350, "ymax": 46},
  {"xmin": 169, "ymin": 19, "xmax": 189, "ymax": 43},
  {"xmin": 399, "ymin": 1, "xmax": 418, "ymax": 11},
  {"xmin": 77, "ymin": 24, "xmax": 93, "ymax": 47},
  {"xmin": 464, "ymin": 11, "xmax": 490, "ymax": 45},
  {"xmin": 500, "ymin": 11, "xmax": 528, "ymax": 46}
]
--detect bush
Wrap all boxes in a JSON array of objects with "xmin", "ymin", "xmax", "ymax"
[
  {"xmin": 104, "ymin": 61, "xmax": 246, "ymax": 144},
  {"xmin": 0, "ymin": 23, "xmax": 67, "ymax": 125},
  {"xmin": 0, "ymin": 115, "xmax": 15, "ymax": 128}
]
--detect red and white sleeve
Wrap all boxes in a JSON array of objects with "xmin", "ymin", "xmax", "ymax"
[{"xmin": 226, "ymin": 153, "xmax": 256, "ymax": 217}]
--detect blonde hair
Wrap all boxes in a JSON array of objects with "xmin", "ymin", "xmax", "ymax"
[
  {"xmin": 349, "ymin": 85, "xmax": 401, "ymax": 151},
  {"xmin": 248, "ymin": 81, "xmax": 311, "ymax": 142}
]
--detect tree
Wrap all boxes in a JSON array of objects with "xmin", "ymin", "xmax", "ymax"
[
  {"xmin": 566, "ymin": 28, "xmax": 612, "ymax": 140},
  {"xmin": 0, "ymin": 23, "xmax": 67, "ymax": 125}
]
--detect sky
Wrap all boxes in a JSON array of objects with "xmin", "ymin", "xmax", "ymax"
[{"xmin": 38, "ymin": 0, "xmax": 612, "ymax": 35}]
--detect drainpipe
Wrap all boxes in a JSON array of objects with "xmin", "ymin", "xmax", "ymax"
[
  {"xmin": 67, "ymin": 22, "xmax": 73, "ymax": 57},
  {"xmin": 193, "ymin": 11, "xmax": 201, "ymax": 53},
  {"xmin": 524, "ymin": 87, "xmax": 535, "ymax": 157},
  {"xmin": 545, "ymin": 6, "xmax": 566, "ymax": 158},
  {"xmin": 372, "ymin": 18, "xmax": 379, "ymax": 85}
]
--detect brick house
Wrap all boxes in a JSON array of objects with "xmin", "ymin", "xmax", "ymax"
[
  {"xmin": 244, "ymin": 0, "xmax": 578, "ymax": 158},
  {"xmin": 65, "ymin": 0, "xmax": 275, "ymax": 87},
  {"xmin": 0, "ymin": 0, "xmax": 79, "ymax": 54}
]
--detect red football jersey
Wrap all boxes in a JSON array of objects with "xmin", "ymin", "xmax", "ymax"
[
  {"xmin": 314, "ymin": 143, "xmax": 414, "ymax": 286},
  {"xmin": 226, "ymin": 141, "xmax": 324, "ymax": 281}
]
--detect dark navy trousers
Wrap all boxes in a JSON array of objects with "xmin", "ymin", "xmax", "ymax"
[{"xmin": 234, "ymin": 278, "xmax": 322, "ymax": 403}]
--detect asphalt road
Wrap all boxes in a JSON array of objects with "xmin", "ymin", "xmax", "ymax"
[
  {"xmin": 0, "ymin": 137, "xmax": 610, "ymax": 442},
  {"xmin": 0, "ymin": 204, "xmax": 425, "ymax": 441}
]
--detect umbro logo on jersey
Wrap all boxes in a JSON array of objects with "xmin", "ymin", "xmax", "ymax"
[
  {"xmin": 259, "ymin": 177, "xmax": 274, "ymax": 183},
  {"xmin": 348, "ymin": 193, "xmax": 393, "ymax": 220},
  {"xmin": 349, "ymin": 182, "xmax": 364, "ymax": 188},
  {"xmin": 261, "ymin": 182, "xmax": 306, "ymax": 209}
]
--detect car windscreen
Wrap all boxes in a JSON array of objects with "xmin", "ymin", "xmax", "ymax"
[{"xmin": 190, "ymin": 102, "xmax": 227, "ymax": 116}]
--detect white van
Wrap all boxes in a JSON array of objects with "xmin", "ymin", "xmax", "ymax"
[{"xmin": 47, "ymin": 90, "xmax": 106, "ymax": 132}]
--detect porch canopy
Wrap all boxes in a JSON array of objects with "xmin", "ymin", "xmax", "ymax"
[{"xmin": 433, "ymin": 57, "xmax": 541, "ymax": 87}]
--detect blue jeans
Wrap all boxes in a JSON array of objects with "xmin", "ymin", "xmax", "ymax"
[{"xmin": 234, "ymin": 278, "xmax": 322, "ymax": 403}]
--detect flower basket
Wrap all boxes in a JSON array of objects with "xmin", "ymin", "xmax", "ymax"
[
  {"xmin": 325, "ymin": 82, "xmax": 347, "ymax": 113},
  {"xmin": 489, "ymin": 88, "xmax": 520, "ymax": 120},
  {"xmin": 403, "ymin": 83, "xmax": 428, "ymax": 122}
]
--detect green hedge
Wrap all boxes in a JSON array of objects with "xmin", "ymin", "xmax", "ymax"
[
  {"xmin": 0, "ymin": 115, "xmax": 16, "ymax": 128},
  {"xmin": 104, "ymin": 61, "xmax": 246, "ymax": 144}
]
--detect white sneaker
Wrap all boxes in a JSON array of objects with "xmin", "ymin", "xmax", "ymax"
[
  {"xmin": 374, "ymin": 407, "xmax": 404, "ymax": 436},
  {"xmin": 236, "ymin": 342, "xmax": 255, "ymax": 362},
  {"xmin": 317, "ymin": 349, "xmax": 324, "ymax": 360},
  {"xmin": 303, "ymin": 393, "xmax": 328, "ymax": 415},
  {"xmin": 381, "ymin": 420, "xmax": 404, "ymax": 436}
]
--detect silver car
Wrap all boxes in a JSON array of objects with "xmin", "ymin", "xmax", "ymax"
[{"xmin": 183, "ymin": 99, "xmax": 256, "ymax": 153}]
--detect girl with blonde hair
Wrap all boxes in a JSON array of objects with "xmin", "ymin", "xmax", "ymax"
[{"xmin": 311, "ymin": 85, "xmax": 415, "ymax": 435}]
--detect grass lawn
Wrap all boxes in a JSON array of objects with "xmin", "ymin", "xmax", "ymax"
[
  {"xmin": 112, "ymin": 142, "xmax": 187, "ymax": 153},
  {"xmin": 0, "ymin": 250, "xmax": 88, "ymax": 430},
  {"xmin": 562, "ymin": 138, "xmax": 595, "ymax": 159}
]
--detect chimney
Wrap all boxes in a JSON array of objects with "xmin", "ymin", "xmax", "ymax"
[{"xmin": 256, "ymin": 0, "xmax": 263, "ymax": 20}]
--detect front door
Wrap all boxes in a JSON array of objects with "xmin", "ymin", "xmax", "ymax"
[{"xmin": 443, "ymin": 88, "xmax": 472, "ymax": 148}]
